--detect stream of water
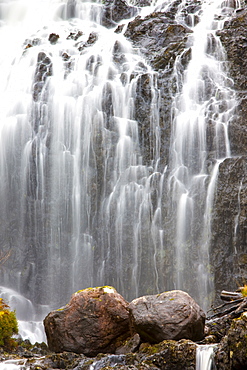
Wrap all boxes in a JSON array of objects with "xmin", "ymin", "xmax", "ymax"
[
  {"xmin": 196, "ymin": 344, "xmax": 217, "ymax": 370},
  {"xmin": 167, "ymin": 0, "xmax": 239, "ymax": 308}
]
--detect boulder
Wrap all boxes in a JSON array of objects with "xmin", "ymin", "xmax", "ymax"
[
  {"xmin": 101, "ymin": 0, "xmax": 138, "ymax": 28},
  {"xmin": 43, "ymin": 286, "xmax": 131, "ymax": 356},
  {"xmin": 129, "ymin": 290, "xmax": 205, "ymax": 343}
]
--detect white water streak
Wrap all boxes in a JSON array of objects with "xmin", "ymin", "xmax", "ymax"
[
  {"xmin": 196, "ymin": 345, "xmax": 217, "ymax": 370},
  {"xmin": 169, "ymin": 0, "xmax": 238, "ymax": 308}
]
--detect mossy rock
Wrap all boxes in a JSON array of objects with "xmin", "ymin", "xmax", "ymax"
[
  {"xmin": 215, "ymin": 312, "xmax": 247, "ymax": 369},
  {"xmin": 137, "ymin": 339, "xmax": 197, "ymax": 370}
]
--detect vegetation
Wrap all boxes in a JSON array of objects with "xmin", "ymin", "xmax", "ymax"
[
  {"xmin": 0, "ymin": 298, "xmax": 18, "ymax": 349},
  {"xmin": 240, "ymin": 285, "xmax": 247, "ymax": 297}
]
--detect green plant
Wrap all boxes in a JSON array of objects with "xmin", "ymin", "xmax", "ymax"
[
  {"xmin": 0, "ymin": 298, "xmax": 18, "ymax": 349},
  {"xmin": 240, "ymin": 285, "xmax": 247, "ymax": 297}
]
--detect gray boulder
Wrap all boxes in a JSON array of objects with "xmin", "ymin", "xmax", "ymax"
[{"xmin": 129, "ymin": 290, "xmax": 205, "ymax": 343}]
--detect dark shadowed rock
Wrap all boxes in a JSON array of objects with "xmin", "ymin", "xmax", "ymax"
[
  {"xmin": 124, "ymin": 11, "xmax": 192, "ymax": 72},
  {"xmin": 129, "ymin": 290, "xmax": 205, "ymax": 343},
  {"xmin": 124, "ymin": 10, "xmax": 192, "ymax": 170},
  {"xmin": 48, "ymin": 33, "xmax": 59, "ymax": 44},
  {"xmin": 210, "ymin": 156, "xmax": 247, "ymax": 306},
  {"xmin": 215, "ymin": 312, "xmax": 247, "ymax": 369},
  {"xmin": 132, "ymin": 0, "xmax": 152, "ymax": 6},
  {"xmin": 138, "ymin": 339, "xmax": 197, "ymax": 370},
  {"xmin": 101, "ymin": 0, "xmax": 138, "ymax": 28},
  {"xmin": 43, "ymin": 286, "xmax": 131, "ymax": 356},
  {"xmin": 32, "ymin": 51, "xmax": 53, "ymax": 103},
  {"xmin": 217, "ymin": 8, "xmax": 247, "ymax": 156}
]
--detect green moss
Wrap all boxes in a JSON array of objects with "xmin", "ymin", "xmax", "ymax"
[{"xmin": 75, "ymin": 286, "xmax": 116, "ymax": 294}]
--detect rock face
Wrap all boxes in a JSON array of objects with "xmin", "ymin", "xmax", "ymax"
[
  {"xmin": 208, "ymin": 7, "xmax": 247, "ymax": 305},
  {"xmin": 124, "ymin": 9, "xmax": 192, "ymax": 167},
  {"xmin": 43, "ymin": 286, "xmax": 130, "ymax": 356},
  {"xmin": 129, "ymin": 290, "xmax": 206, "ymax": 343},
  {"xmin": 124, "ymin": 11, "xmax": 192, "ymax": 72},
  {"xmin": 210, "ymin": 156, "xmax": 247, "ymax": 305},
  {"xmin": 217, "ymin": 8, "xmax": 247, "ymax": 156},
  {"xmin": 215, "ymin": 312, "xmax": 247, "ymax": 369},
  {"xmin": 101, "ymin": 0, "xmax": 138, "ymax": 28}
]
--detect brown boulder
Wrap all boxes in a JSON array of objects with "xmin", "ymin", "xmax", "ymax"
[
  {"xmin": 129, "ymin": 290, "xmax": 205, "ymax": 343},
  {"xmin": 43, "ymin": 286, "xmax": 130, "ymax": 356}
]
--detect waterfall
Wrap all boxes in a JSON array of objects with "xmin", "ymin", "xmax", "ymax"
[
  {"xmin": 167, "ymin": 0, "xmax": 238, "ymax": 309},
  {"xmin": 196, "ymin": 345, "xmax": 217, "ymax": 370},
  {"xmin": 0, "ymin": 0, "xmax": 161, "ymax": 323},
  {"xmin": 0, "ymin": 0, "xmax": 241, "ymax": 342}
]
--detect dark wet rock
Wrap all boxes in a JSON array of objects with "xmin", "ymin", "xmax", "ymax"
[
  {"xmin": 112, "ymin": 40, "xmax": 127, "ymax": 67},
  {"xmin": 131, "ymin": 0, "xmax": 152, "ymax": 6},
  {"xmin": 44, "ymin": 286, "xmax": 131, "ymax": 356},
  {"xmin": 48, "ymin": 33, "xmax": 59, "ymax": 44},
  {"xmin": 200, "ymin": 6, "xmax": 247, "ymax": 310},
  {"xmin": 217, "ymin": 8, "xmax": 247, "ymax": 156},
  {"xmin": 124, "ymin": 12, "xmax": 192, "ymax": 72},
  {"xmin": 32, "ymin": 51, "xmax": 53, "ymax": 103},
  {"xmin": 115, "ymin": 333, "xmax": 141, "ymax": 355},
  {"xmin": 137, "ymin": 339, "xmax": 197, "ymax": 370},
  {"xmin": 134, "ymin": 72, "xmax": 156, "ymax": 164},
  {"xmin": 215, "ymin": 312, "xmax": 247, "ymax": 369},
  {"xmin": 77, "ymin": 32, "xmax": 98, "ymax": 52},
  {"xmin": 5, "ymin": 298, "xmax": 247, "ymax": 370},
  {"xmin": 23, "ymin": 38, "xmax": 41, "ymax": 51},
  {"xmin": 42, "ymin": 352, "xmax": 83, "ymax": 369},
  {"xmin": 210, "ymin": 156, "xmax": 247, "ymax": 306},
  {"xmin": 129, "ymin": 290, "xmax": 206, "ymax": 343},
  {"xmin": 101, "ymin": 0, "xmax": 139, "ymax": 28},
  {"xmin": 206, "ymin": 308, "xmax": 242, "ymax": 342},
  {"xmin": 124, "ymin": 10, "xmax": 192, "ymax": 168},
  {"xmin": 62, "ymin": 52, "xmax": 71, "ymax": 61},
  {"xmin": 0, "ymin": 335, "xmax": 199, "ymax": 370},
  {"xmin": 67, "ymin": 30, "xmax": 83, "ymax": 41},
  {"xmin": 86, "ymin": 31, "xmax": 98, "ymax": 45}
]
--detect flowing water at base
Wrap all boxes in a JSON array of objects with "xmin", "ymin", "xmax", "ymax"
[{"xmin": 196, "ymin": 345, "xmax": 217, "ymax": 370}]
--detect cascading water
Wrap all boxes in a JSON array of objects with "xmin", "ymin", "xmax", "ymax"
[
  {"xmin": 0, "ymin": 0, "xmax": 162, "ymax": 337},
  {"xmin": 0, "ymin": 0, "xmax": 241, "ymax": 343},
  {"xmin": 196, "ymin": 344, "xmax": 217, "ymax": 370},
  {"xmin": 166, "ymin": 0, "xmax": 239, "ymax": 309}
]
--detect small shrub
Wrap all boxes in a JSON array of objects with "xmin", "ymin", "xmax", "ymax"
[{"xmin": 0, "ymin": 298, "xmax": 18, "ymax": 349}]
